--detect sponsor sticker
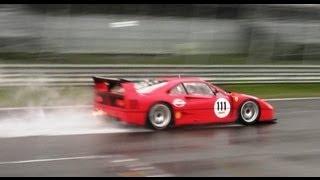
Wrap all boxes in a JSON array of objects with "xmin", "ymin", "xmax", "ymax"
[
  {"xmin": 214, "ymin": 98, "xmax": 231, "ymax": 118},
  {"xmin": 173, "ymin": 99, "xmax": 186, "ymax": 107}
]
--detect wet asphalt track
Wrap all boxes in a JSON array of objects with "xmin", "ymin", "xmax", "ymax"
[{"xmin": 0, "ymin": 99, "xmax": 320, "ymax": 176}]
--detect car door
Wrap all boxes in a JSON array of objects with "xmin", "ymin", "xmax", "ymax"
[{"xmin": 181, "ymin": 82, "xmax": 218, "ymax": 124}]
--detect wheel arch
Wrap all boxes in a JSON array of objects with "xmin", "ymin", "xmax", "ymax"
[
  {"xmin": 237, "ymin": 98, "xmax": 261, "ymax": 124},
  {"xmin": 145, "ymin": 101, "xmax": 175, "ymax": 128}
]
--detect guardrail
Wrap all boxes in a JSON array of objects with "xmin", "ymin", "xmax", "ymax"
[{"xmin": 1, "ymin": 64, "xmax": 320, "ymax": 86}]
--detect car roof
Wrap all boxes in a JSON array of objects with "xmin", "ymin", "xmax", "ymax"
[
  {"xmin": 134, "ymin": 77, "xmax": 214, "ymax": 94},
  {"xmin": 156, "ymin": 77, "xmax": 206, "ymax": 83}
]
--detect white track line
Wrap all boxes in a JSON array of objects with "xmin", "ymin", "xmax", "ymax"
[
  {"xmin": 0, "ymin": 155, "xmax": 112, "ymax": 165},
  {"xmin": 130, "ymin": 166, "xmax": 156, "ymax": 171},
  {"xmin": 265, "ymin": 97, "xmax": 320, "ymax": 101},
  {"xmin": 111, "ymin": 159, "xmax": 138, "ymax": 163}
]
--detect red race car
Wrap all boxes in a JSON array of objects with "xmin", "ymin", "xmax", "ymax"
[{"xmin": 92, "ymin": 76, "xmax": 276, "ymax": 130}]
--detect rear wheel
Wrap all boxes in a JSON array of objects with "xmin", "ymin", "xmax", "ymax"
[
  {"xmin": 148, "ymin": 103, "xmax": 173, "ymax": 130},
  {"xmin": 239, "ymin": 100, "xmax": 260, "ymax": 125}
]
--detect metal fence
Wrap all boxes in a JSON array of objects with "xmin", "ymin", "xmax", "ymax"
[{"xmin": 1, "ymin": 64, "xmax": 320, "ymax": 87}]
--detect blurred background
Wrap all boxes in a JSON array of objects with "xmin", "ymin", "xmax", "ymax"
[
  {"xmin": 0, "ymin": 4, "xmax": 320, "ymax": 64},
  {"xmin": 2, "ymin": 5, "xmax": 320, "ymax": 177},
  {"xmin": 1, "ymin": 4, "xmax": 320, "ymax": 108}
]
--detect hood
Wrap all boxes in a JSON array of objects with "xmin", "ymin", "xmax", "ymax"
[
  {"xmin": 229, "ymin": 92, "xmax": 259, "ymax": 100},
  {"xmin": 229, "ymin": 92, "xmax": 273, "ymax": 110}
]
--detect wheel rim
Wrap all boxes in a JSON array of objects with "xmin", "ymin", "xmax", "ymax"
[
  {"xmin": 149, "ymin": 104, "xmax": 171, "ymax": 129},
  {"xmin": 241, "ymin": 101, "xmax": 259, "ymax": 123}
]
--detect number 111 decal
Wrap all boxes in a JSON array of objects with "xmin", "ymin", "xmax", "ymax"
[{"xmin": 214, "ymin": 98, "xmax": 231, "ymax": 118}]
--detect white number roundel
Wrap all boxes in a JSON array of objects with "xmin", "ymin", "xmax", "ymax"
[{"xmin": 214, "ymin": 98, "xmax": 231, "ymax": 118}]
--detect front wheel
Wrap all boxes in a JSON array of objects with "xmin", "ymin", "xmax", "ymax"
[
  {"xmin": 238, "ymin": 100, "xmax": 260, "ymax": 125},
  {"xmin": 148, "ymin": 103, "xmax": 173, "ymax": 130}
]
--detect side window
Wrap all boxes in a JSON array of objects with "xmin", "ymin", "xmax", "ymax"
[
  {"xmin": 183, "ymin": 82, "xmax": 214, "ymax": 96},
  {"xmin": 169, "ymin": 84, "xmax": 187, "ymax": 95}
]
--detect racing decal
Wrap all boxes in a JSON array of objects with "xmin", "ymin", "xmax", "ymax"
[
  {"xmin": 214, "ymin": 98, "xmax": 231, "ymax": 118},
  {"xmin": 172, "ymin": 98, "xmax": 186, "ymax": 107}
]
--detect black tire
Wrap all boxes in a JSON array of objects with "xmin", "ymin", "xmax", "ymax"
[
  {"xmin": 147, "ymin": 103, "xmax": 173, "ymax": 130},
  {"xmin": 238, "ymin": 100, "xmax": 260, "ymax": 125}
]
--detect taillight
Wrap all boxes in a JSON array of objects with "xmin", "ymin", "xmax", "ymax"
[
  {"xmin": 116, "ymin": 99, "xmax": 125, "ymax": 107},
  {"xmin": 95, "ymin": 82, "xmax": 108, "ymax": 92},
  {"xmin": 95, "ymin": 96, "xmax": 103, "ymax": 103},
  {"xmin": 129, "ymin": 100, "xmax": 139, "ymax": 109}
]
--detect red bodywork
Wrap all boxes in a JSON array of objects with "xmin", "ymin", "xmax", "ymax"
[{"xmin": 92, "ymin": 77, "xmax": 275, "ymax": 127}]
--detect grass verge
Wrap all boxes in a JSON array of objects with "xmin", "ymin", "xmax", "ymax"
[
  {"xmin": 0, "ymin": 52, "xmax": 315, "ymax": 64},
  {"xmin": 0, "ymin": 53, "xmax": 248, "ymax": 64},
  {"xmin": 220, "ymin": 83, "xmax": 320, "ymax": 99}
]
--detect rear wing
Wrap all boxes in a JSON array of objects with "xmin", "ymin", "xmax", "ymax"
[
  {"xmin": 92, "ymin": 76, "xmax": 131, "ymax": 92},
  {"xmin": 92, "ymin": 76, "xmax": 138, "ymax": 108},
  {"xmin": 92, "ymin": 76, "xmax": 130, "ymax": 84}
]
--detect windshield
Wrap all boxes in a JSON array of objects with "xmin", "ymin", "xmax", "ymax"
[
  {"xmin": 210, "ymin": 83, "xmax": 228, "ymax": 94},
  {"xmin": 183, "ymin": 82, "xmax": 214, "ymax": 96}
]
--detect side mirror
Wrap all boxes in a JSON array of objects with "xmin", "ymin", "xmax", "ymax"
[{"xmin": 212, "ymin": 88, "xmax": 218, "ymax": 95}]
